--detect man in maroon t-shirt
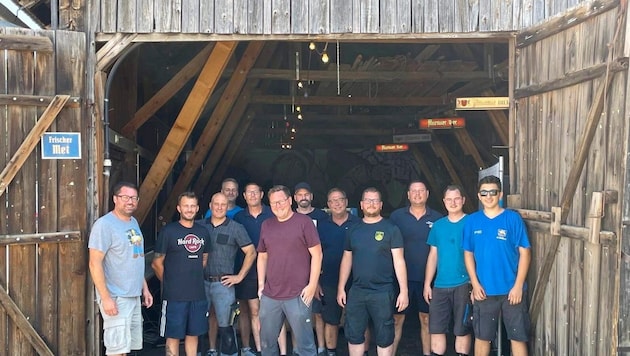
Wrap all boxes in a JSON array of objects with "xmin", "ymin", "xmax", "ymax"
[{"xmin": 257, "ymin": 185, "xmax": 323, "ymax": 356}]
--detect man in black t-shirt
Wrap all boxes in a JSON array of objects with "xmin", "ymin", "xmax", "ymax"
[{"xmin": 152, "ymin": 192, "xmax": 211, "ymax": 356}]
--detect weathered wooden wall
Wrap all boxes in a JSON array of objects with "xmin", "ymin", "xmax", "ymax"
[
  {"xmin": 0, "ymin": 28, "xmax": 87, "ymax": 355},
  {"xmin": 93, "ymin": 0, "xmax": 596, "ymax": 35},
  {"xmin": 513, "ymin": 3, "xmax": 627, "ymax": 355}
]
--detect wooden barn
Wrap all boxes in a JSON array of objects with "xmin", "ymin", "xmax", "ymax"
[{"xmin": 0, "ymin": 0, "xmax": 629, "ymax": 354}]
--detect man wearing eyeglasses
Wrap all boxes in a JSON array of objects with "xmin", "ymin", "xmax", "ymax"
[
  {"xmin": 257, "ymin": 185, "xmax": 323, "ymax": 356},
  {"xmin": 423, "ymin": 185, "xmax": 471, "ymax": 356},
  {"xmin": 463, "ymin": 175, "xmax": 531, "ymax": 356},
  {"xmin": 389, "ymin": 180, "xmax": 443, "ymax": 356},
  {"xmin": 337, "ymin": 187, "xmax": 408, "ymax": 356},
  {"xmin": 315, "ymin": 188, "xmax": 360, "ymax": 356},
  {"xmin": 88, "ymin": 182, "xmax": 154, "ymax": 356}
]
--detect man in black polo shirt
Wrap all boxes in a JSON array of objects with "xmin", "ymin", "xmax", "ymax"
[
  {"xmin": 198, "ymin": 193, "xmax": 257, "ymax": 356},
  {"xmin": 337, "ymin": 187, "xmax": 408, "ymax": 356}
]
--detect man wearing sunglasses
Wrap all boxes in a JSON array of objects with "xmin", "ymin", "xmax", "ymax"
[{"xmin": 463, "ymin": 175, "xmax": 531, "ymax": 356}]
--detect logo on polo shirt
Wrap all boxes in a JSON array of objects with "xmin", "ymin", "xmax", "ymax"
[
  {"xmin": 496, "ymin": 229, "xmax": 507, "ymax": 241},
  {"xmin": 374, "ymin": 231, "xmax": 384, "ymax": 241},
  {"xmin": 178, "ymin": 234, "xmax": 205, "ymax": 253}
]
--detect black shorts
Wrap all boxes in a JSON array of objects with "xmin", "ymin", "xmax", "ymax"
[
  {"xmin": 345, "ymin": 288, "xmax": 395, "ymax": 347},
  {"xmin": 235, "ymin": 278, "xmax": 258, "ymax": 300},
  {"xmin": 473, "ymin": 294, "xmax": 530, "ymax": 342},
  {"xmin": 313, "ymin": 285, "xmax": 343, "ymax": 326},
  {"xmin": 428, "ymin": 283, "xmax": 472, "ymax": 336},
  {"xmin": 394, "ymin": 280, "xmax": 429, "ymax": 314}
]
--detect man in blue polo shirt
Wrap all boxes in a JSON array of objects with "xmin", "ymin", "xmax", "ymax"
[
  {"xmin": 204, "ymin": 178, "xmax": 244, "ymax": 219},
  {"xmin": 316, "ymin": 188, "xmax": 360, "ymax": 356},
  {"xmin": 390, "ymin": 180, "xmax": 443, "ymax": 356}
]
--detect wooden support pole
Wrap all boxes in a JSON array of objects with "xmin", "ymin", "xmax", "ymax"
[
  {"xmin": 0, "ymin": 95, "xmax": 70, "ymax": 198},
  {"xmin": 0, "ymin": 285, "xmax": 54, "ymax": 356},
  {"xmin": 582, "ymin": 192, "xmax": 604, "ymax": 356},
  {"xmin": 430, "ymin": 136, "xmax": 475, "ymax": 212},
  {"xmin": 409, "ymin": 145, "xmax": 440, "ymax": 197},
  {"xmin": 96, "ymin": 33, "xmax": 138, "ymax": 71},
  {"xmin": 453, "ymin": 128, "xmax": 485, "ymax": 168},
  {"xmin": 529, "ymin": 70, "xmax": 616, "ymax": 325},
  {"xmin": 135, "ymin": 41, "xmax": 237, "ymax": 224}
]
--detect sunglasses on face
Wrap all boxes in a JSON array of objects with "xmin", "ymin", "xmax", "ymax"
[{"xmin": 479, "ymin": 189, "xmax": 499, "ymax": 197}]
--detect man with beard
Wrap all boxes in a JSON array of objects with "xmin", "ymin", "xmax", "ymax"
[
  {"xmin": 89, "ymin": 182, "xmax": 154, "ymax": 356},
  {"xmin": 293, "ymin": 181, "xmax": 328, "ymax": 355},
  {"xmin": 390, "ymin": 181, "xmax": 443, "ymax": 356},
  {"xmin": 199, "ymin": 193, "xmax": 257, "ymax": 356},
  {"xmin": 337, "ymin": 187, "xmax": 408, "ymax": 356},
  {"xmin": 152, "ymin": 192, "xmax": 211, "ymax": 356},
  {"xmin": 258, "ymin": 185, "xmax": 323, "ymax": 356},
  {"xmin": 205, "ymin": 178, "xmax": 244, "ymax": 219}
]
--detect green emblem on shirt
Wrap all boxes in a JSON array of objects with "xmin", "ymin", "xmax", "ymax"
[{"xmin": 374, "ymin": 231, "xmax": 384, "ymax": 241}]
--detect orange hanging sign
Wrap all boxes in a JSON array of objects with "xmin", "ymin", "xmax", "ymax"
[
  {"xmin": 375, "ymin": 144, "xmax": 409, "ymax": 152},
  {"xmin": 419, "ymin": 118, "xmax": 466, "ymax": 129}
]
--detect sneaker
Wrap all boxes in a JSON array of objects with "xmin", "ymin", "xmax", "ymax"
[
  {"xmin": 241, "ymin": 348, "xmax": 257, "ymax": 356},
  {"xmin": 317, "ymin": 350, "xmax": 327, "ymax": 356},
  {"xmin": 207, "ymin": 350, "xmax": 218, "ymax": 356}
]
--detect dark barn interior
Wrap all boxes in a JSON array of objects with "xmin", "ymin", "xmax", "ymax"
[{"xmin": 103, "ymin": 40, "xmax": 510, "ymax": 246}]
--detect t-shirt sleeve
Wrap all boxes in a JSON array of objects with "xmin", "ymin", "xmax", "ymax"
[
  {"xmin": 390, "ymin": 225, "xmax": 404, "ymax": 249},
  {"xmin": 154, "ymin": 226, "xmax": 169, "ymax": 255},
  {"xmin": 257, "ymin": 223, "xmax": 268, "ymax": 253},
  {"xmin": 202, "ymin": 228, "xmax": 212, "ymax": 253},
  {"xmin": 462, "ymin": 218, "xmax": 474, "ymax": 252},
  {"xmin": 303, "ymin": 218, "xmax": 321, "ymax": 248},
  {"xmin": 427, "ymin": 220, "xmax": 439, "ymax": 247},
  {"xmin": 511, "ymin": 211, "xmax": 531, "ymax": 249},
  {"xmin": 344, "ymin": 227, "xmax": 353, "ymax": 251},
  {"xmin": 234, "ymin": 223, "xmax": 253, "ymax": 247},
  {"xmin": 88, "ymin": 218, "xmax": 110, "ymax": 252}
]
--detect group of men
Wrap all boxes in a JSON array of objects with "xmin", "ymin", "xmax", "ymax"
[{"xmin": 88, "ymin": 175, "xmax": 531, "ymax": 356}]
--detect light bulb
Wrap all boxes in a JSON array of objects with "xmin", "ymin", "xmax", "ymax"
[
  {"xmin": 297, "ymin": 114, "xmax": 303, "ymax": 120},
  {"xmin": 296, "ymin": 106, "xmax": 301, "ymax": 112},
  {"xmin": 297, "ymin": 81, "xmax": 304, "ymax": 89},
  {"xmin": 321, "ymin": 52, "xmax": 329, "ymax": 63},
  {"xmin": 309, "ymin": 42, "xmax": 316, "ymax": 51}
]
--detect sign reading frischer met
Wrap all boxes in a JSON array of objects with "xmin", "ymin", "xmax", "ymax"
[{"xmin": 41, "ymin": 132, "xmax": 81, "ymax": 159}]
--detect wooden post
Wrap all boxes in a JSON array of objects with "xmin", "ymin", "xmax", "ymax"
[{"xmin": 582, "ymin": 192, "xmax": 604, "ymax": 355}]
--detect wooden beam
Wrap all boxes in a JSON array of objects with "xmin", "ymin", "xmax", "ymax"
[
  {"xmin": 0, "ymin": 33, "xmax": 52, "ymax": 52},
  {"xmin": 481, "ymin": 89, "xmax": 509, "ymax": 145},
  {"xmin": 120, "ymin": 42, "xmax": 215, "ymax": 137},
  {"xmin": 0, "ymin": 285, "xmax": 54, "ymax": 356},
  {"xmin": 0, "ymin": 95, "xmax": 69, "ymax": 198},
  {"xmin": 514, "ymin": 57, "xmax": 628, "ymax": 99},
  {"xmin": 250, "ymin": 95, "xmax": 447, "ymax": 106},
  {"xmin": 409, "ymin": 145, "xmax": 440, "ymax": 196},
  {"xmin": 516, "ymin": 0, "xmax": 620, "ymax": 48},
  {"xmin": 0, "ymin": 94, "xmax": 80, "ymax": 107},
  {"xmin": 0, "ymin": 231, "xmax": 81, "ymax": 246},
  {"xmin": 96, "ymin": 33, "xmax": 138, "ymax": 71},
  {"xmin": 241, "ymin": 68, "xmax": 489, "ymax": 82},
  {"xmin": 429, "ymin": 136, "xmax": 475, "ymax": 212},
  {"xmin": 157, "ymin": 41, "xmax": 266, "ymax": 224},
  {"xmin": 582, "ymin": 192, "xmax": 604, "ymax": 355},
  {"xmin": 255, "ymin": 114, "xmax": 417, "ymax": 122},
  {"xmin": 135, "ymin": 41, "xmax": 237, "ymax": 224},
  {"xmin": 524, "ymin": 220, "xmax": 615, "ymax": 245},
  {"xmin": 529, "ymin": 69, "xmax": 616, "ymax": 325},
  {"xmin": 257, "ymin": 127, "xmax": 393, "ymax": 136},
  {"xmin": 108, "ymin": 128, "xmax": 156, "ymax": 161},
  {"xmin": 452, "ymin": 128, "xmax": 485, "ymax": 168}
]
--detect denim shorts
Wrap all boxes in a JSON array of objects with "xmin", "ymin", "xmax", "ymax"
[{"xmin": 204, "ymin": 281, "xmax": 236, "ymax": 327}]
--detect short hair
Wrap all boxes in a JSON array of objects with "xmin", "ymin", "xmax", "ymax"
[
  {"xmin": 361, "ymin": 187, "xmax": 381, "ymax": 200},
  {"xmin": 268, "ymin": 185, "xmax": 290, "ymax": 198},
  {"xmin": 222, "ymin": 178, "xmax": 239, "ymax": 188},
  {"xmin": 443, "ymin": 184, "xmax": 465, "ymax": 197},
  {"xmin": 327, "ymin": 188, "xmax": 346, "ymax": 199},
  {"xmin": 243, "ymin": 182, "xmax": 262, "ymax": 192},
  {"xmin": 112, "ymin": 181, "xmax": 138, "ymax": 196},
  {"xmin": 478, "ymin": 175, "xmax": 502, "ymax": 191},
  {"xmin": 178, "ymin": 191, "xmax": 198, "ymax": 205},
  {"xmin": 408, "ymin": 180, "xmax": 428, "ymax": 191}
]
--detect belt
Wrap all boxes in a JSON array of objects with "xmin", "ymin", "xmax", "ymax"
[{"xmin": 206, "ymin": 275, "xmax": 223, "ymax": 282}]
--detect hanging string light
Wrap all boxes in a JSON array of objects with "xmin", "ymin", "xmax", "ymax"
[{"xmin": 309, "ymin": 42, "xmax": 329, "ymax": 63}]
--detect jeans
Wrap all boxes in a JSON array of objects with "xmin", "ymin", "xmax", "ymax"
[{"xmin": 259, "ymin": 295, "xmax": 316, "ymax": 356}]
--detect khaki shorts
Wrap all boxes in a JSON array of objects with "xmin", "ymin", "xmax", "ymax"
[{"xmin": 98, "ymin": 296, "xmax": 143, "ymax": 355}]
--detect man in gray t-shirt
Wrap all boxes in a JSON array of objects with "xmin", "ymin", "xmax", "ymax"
[
  {"xmin": 88, "ymin": 182, "xmax": 153, "ymax": 356},
  {"xmin": 198, "ymin": 192, "xmax": 256, "ymax": 356}
]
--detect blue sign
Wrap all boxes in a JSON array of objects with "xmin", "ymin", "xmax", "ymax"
[{"xmin": 41, "ymin": 132, "xmax": 81, "ymax": 159}]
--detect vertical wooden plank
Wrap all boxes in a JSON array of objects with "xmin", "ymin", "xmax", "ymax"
[
  {"xmin": 496, "ymin": 0, "xmax": 513, "ymax": 31},
  {"xmin": 155, "ymin": 0, "xmax": 182, "ymax": 32},
  {"xmin": 520, "ymin": 0, "xmax": 534, "ymax": 28},
  {"xmin": 424, "ymin": 0, "xmax": 438, "ymax": 32},
  {"xmin": 263, "ymin": 0, "xmax": 272, "ymax": 33},
  {"xmin": 247, "ymin": 0, "xmax": 264, "ymax": 34},
  {"xmin": 352, "ymin": 0, "xmax": 361, "ymax": 34},
  {"xmin": 532, "ymin": 0, "xmax": 546, "ymax": 24},
  {"xmin": 478, "ymin": 0, "xmax": 491, "ymax": 31},
  {"xmin": 200, "ymin": 0, "xmax": 215, "ymax": 33},
  {"xmin": 331, "ymin": 0, "xmax": 352, "ymax": 32},
  {"xmin": 438, "ymin": 0, "xmax": 454, "ymax": 32},
  {"xmin": 54, "ymin": 30, "xmax": 87, "ymax": 356},
  {"xmin": 215, "ymin": 0, "xmax": 235, "ymax": 34},
  {"xmin": 291, "ymin": 0, "xmax": 309, "ymax": 33},
  {"xmin": 309, "ymin": 0, "xmax": 329, "ymax": 34},
  {"xmin": 397, "ymin": 0, "xmax": 411, "ymax": 33},
  {"xmin": 582, "ymin": 192, "xmax": 603, "ymax": 356},
  {"xmin": 34, "ymin": 30, "xmax": 60, "ymax": 355},
  {"xmin": 357, "ymin": 0, "xmax": 378, "ymax": 33},
  {"xmin": 271, "ymin": 0, "xmax": 290, "ymax": 34},
  {"xmin": 6, "ymin": 27, "xmax": 37, "ymax": 356},
  {"xmin": 234, "ymin": 0, "xmax": 249, "ymax": 33},
  {"xmin": 117, "ymin": 0, "xmax": 136, "ymax": 32},
  {"xmin": 182, "ymin": 0, "xmax": 201, "ymax": 33},
  {"xmin": 380, "ymin": 0, "xmax": 396, "ymax": 33},
  {"xmin": 137, "ymin": 0, "xmax": 155, "ymax": 32},
  {"xmin": 99, "ymin": 0, "xmax": 117, "ymax": 32},
  {"xmin": 453, "ymin": 0, "xmax": 470, "ymax": 32},
  {"xmin": 411, "ymin": 0, "xmax": 424, "ymax": 32},
  {"xmin": 0, "ymin": 27, "xmax": 9, "ymax": 355}
]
